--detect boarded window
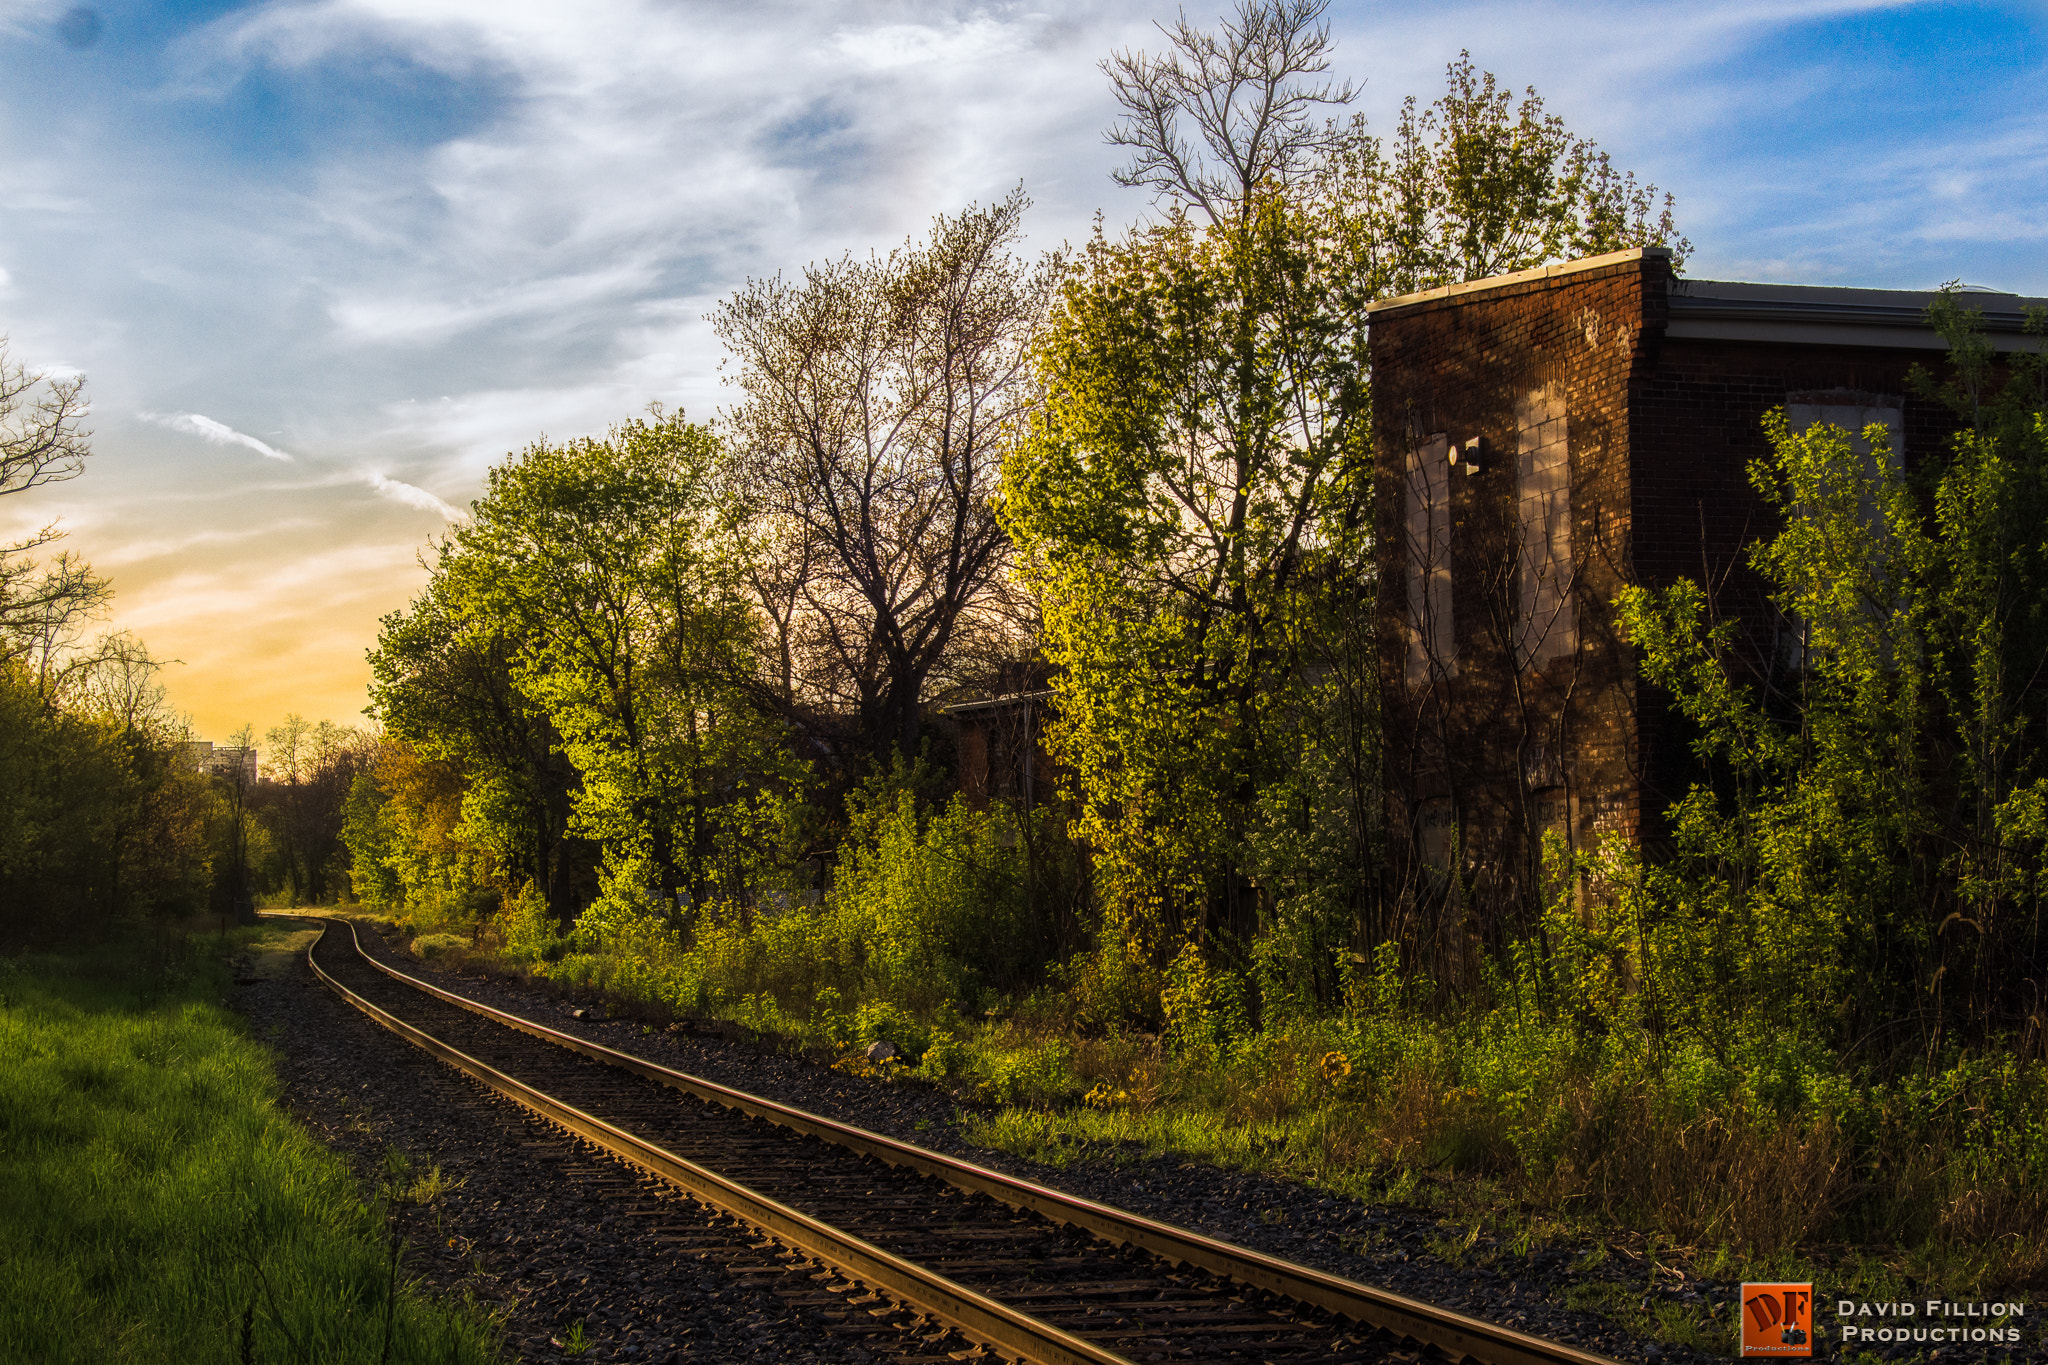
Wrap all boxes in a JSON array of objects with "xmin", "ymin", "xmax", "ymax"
[
  {"xmin": 1403, "ymin": 433, "xmax": 1454, "ymax": 686},
  {"xmin": 1417, "ymin": 797, "xmax": 1457, "ymax": 878},
  {"xmin": 1785, "ymin": 398, "xmax": 1903, "ymax": 526},
  {"xmin": 1781, "ymin": 398, "xmax": 1904, "ymax": 668},
  {"xmin": 1516, "ymin": 387, "xmax": 1574, "ymax": 667}
]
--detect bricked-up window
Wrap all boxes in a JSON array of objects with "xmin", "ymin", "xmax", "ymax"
[
  {"xmin": 1403, "ymin": 433, "xmax": 1455, "ymax": 686},
  {"xmin": 1785, "ymin": 399, "xmax": 1903, "ymax": 519},
  {"xmin": 1780, "ymin": 397, "xmax": 1903, "ymax": 669},
  {"xmin": 1516, "ymin": 386, "xmax": 1575, "ymax": 667}
]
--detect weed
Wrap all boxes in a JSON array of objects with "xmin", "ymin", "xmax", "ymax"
[{"xmin": 0, "ymin": 923, "xmax": 498, "ymax": 1364}]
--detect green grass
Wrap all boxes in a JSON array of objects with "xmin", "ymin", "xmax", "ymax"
[
  {"xmin": 368, "ymin": 911, "xmax": 2043, "ymax": 1364},
  {"xmin": 0, "ymin": 924, "xmax": 502, "ymax": 1364},
  {"xmin": 955, "ymin": 1049, "xmax": 2039, "ymax": 1364}
]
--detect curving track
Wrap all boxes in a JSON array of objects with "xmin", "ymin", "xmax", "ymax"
[{"xmin": 303, "ymin": 917, "xmax": 1625, "ymax": 1365}]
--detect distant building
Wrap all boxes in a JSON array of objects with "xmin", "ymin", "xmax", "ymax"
[
  {"xmin": 1369, "ymin": 245, "xmax": 2041, "ymax": 913},
  {"xmin": 945, "ymin": 690, "xmax": 1055, "ymax": 812},
  {"xmin": 182, "ymin": 740, "xmax": 259, "ymax": 784}
]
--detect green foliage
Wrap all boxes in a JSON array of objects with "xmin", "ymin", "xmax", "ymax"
[
  {"xmin": 1004, "ymin": 187, "xmax": 1376, "ymax": 970},
  {"xmin": 537, "ymin": 782, "xmax": 1048, "ymax": 1047},
  {"xmin": 0, "ymin": 660, "xmax": 219, "ymax": 945},
  {"xmin": 409, "ymin": 932, "xmax": 469, "ymax": 961},
  {"xmin": 831, "ymin": 778, "xmax": 1042, "ymax": 1011},
  {"xmin": 1614, "ymin": 301, "xmax": 2048, "ymax": 1056},
  {"xmin": 449, "ymin": 410, "xmax": 803, "ymax": 921},
  {"xmin": 339, "ymin": 746, "xmax": 498, "ymax": 936},
  {"xmin": 0, "ymin": 934, "xmax": 498, "ymax": 1363},
  {"xmin": 500, "ymin": 879, "xmax": 562, "ymax": 962},
  {"xmin": 1329, "ymin": 51, "xmax": 1689, "ymax": 294},
  {"xmin": 1162, "ymin": 939, "xmax": 1253, "ymax": 1062}
]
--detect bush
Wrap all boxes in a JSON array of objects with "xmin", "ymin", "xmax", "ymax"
[{"xmin": 408, "ymin": 932, "xmax": 468, "ymax": 962}]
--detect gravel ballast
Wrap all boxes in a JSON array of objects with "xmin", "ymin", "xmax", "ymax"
[{"xmin": 243, "ymin": 921, "xmax": 2041, "ymax": 1365}]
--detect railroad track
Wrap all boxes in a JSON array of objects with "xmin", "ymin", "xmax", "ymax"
[{"xmin": 301, "ymin": 917, "xmax": 1625, "ymax": 1365}]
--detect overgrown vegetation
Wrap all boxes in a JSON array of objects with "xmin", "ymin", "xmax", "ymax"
[
  {"xmin": 340, "ymin": 0, "xmax": 2044, "ymax": 1337},
  {"xmin": 0, "ymin": 924, "xmax": 500, "ymax": 1363}
]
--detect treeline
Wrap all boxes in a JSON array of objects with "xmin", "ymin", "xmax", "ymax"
[
  {"xmin": 0, "ymin": 335, "xmax": 373, "ymax": 945},
  {"xmin": 349, "ymin": 16, "xmax": 1685, "ymax": 1030},
  {"xmin": 0, "ymin": 340, "xmax": 209, "ymax": 946}
]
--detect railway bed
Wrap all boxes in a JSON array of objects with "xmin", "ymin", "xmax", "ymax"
[{"xmin": 295, "ymin": 916, "xmax": 1634, "ymax": 1365}]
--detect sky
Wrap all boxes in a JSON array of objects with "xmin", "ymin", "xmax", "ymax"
[{"xmin": 0, "ymin": 0, "xmax": 2043, "ymax": 743}]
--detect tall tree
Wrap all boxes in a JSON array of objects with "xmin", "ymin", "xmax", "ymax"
[
  {"xmin": 1005, "ymin": 186, "xmax": 1373, "ymax": 972},
  {"xmin": 715, "ymin": 190, "xmax": 1059, "ymax": 763},
  {"xmin": 369, "ymin": 580, "xmax": 585, "ymax": 923},
  {"xmin": 444, "ymin": 410, "xmax": 796, "ymax": 922},
  {"xmin": 1103, "ymin": 0, "xmax": 1356, "ymax": 227},
  {"xmin": 1330, "ymin": 51, "xmax": 1689, "ymax": 295}
]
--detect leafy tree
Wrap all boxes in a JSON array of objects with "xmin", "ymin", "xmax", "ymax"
[
  {"xmin": 369, "ymin": 575, "xmax": 587, "ymax": 924},
  {"xmin": 442, "ymin": 410, "xmax": 800, "ymax": 926},
  {"xmin": 714, "ymin": 191, "xmax": 1058, "ymax": 764},
  {"xmin": 1329, "ymin": 52, "xmax": 1689, "ymax": 295},
  {"xmin": 340, "ymin": 741, "xmax": 495, "ymax": 930},
  {"xmin": 1004, "ymin": 187, "xmax": 1373, "ymax": 979}
]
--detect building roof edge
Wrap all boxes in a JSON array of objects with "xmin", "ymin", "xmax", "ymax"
[{"xmin": 1364, "ymin": 246, "xmax": 1668, "ymax": 317}]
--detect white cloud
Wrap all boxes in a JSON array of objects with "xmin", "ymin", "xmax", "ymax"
[
  {"xmin": 5, "ymin": 0, "xmax": 2038, "ymax": 735},
  {"xmin": 145, "ymin": 411, "xmax": 295, "ymax": 461},
  {"xmin": 364, "ymin": 470, "xmax": 461, "ymax": 518}
]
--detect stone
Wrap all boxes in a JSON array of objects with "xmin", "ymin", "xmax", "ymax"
[{"xmin": 863, "ymin": 1040, "xmax": 897, "ymax": 1063}]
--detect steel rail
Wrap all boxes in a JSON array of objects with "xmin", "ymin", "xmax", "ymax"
[
  {"xmin": 303, "ymin": 918, "xmax": 1130, "ymax": 1365},
  {"xmin": 307, "ymin": 915, "xmax": 1627, "ymax": 1365}
]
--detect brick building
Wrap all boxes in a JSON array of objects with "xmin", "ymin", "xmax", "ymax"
[
  {"xmin": 945, "ymin": 689, "xmax": 1054, "ymax": 812},
  {"xmin": 1370, "ymin": 245, "xmax": 2044, "ymax": 912}
]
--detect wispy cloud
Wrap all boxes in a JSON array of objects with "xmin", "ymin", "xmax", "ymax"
[
  {"xmin": 364, "ymin": 470, "xmax": 460, "ymax": 519},
  {"xmin": 145, "ymin": 411, "xmax": 295, "ymax": 461},
  {"xmin": 6, "ymin": 0, "xmax": 2040, "ymax": 738}
]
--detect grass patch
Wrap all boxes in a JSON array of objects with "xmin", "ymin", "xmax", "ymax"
[
  {"xmin": 362, "ymin": 902, "xmax": 2046, "ymax": 1362},
  {"xmin": 956, "ymin": 1026, "xmax": 2044, "ymax": 1362},
  {"xmin": 0, "ymin": 922, "xmax": 502, "ymax": 1364}
]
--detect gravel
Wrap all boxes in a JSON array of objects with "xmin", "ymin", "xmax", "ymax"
[
  {"xmin": 238, "ymin": 945, "xmax": 981, "ymax": 1364},
  {"xmin": 243, "ymin": 923, "xmax": 2045, "ymax": 1365}
]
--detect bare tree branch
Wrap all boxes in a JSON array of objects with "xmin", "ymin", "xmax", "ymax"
[
  {"xmin": 1103, "ymin": 0, "xmax": 1357, "ymax": 225},
  {"xmin": 716, "ymin": 188, "xmax": 1058, "ymax": 760},
  {"xmin": 0, "ymin": 339, "xmax": 102, "ymax": 666},
  {"xmin": 0, "ymin": 340, "xmax": 90, "ymax": 498}
]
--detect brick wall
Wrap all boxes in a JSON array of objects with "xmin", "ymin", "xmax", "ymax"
[
  {"xmin": 1372, "ymin": 251, "xmax": 1659, "ymax": 930},
  {"xmin": 1372, "ymin": 249, "xmax": 1971, "ymax": 937}
]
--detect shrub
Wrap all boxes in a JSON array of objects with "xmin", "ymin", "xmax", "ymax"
[{"xmin": 409, "ymin": 933, "xmax": 468, "ymax": 962}]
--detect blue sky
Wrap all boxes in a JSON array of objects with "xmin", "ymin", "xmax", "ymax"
[{"xmin": 1, "ymin": 0, "xmax": 2041, "ymax": 737}]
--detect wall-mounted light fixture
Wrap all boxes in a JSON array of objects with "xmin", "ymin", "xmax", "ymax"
[{"xmin": 1449, "ymin": 437, "xmax": 1483, "ymax": 474}]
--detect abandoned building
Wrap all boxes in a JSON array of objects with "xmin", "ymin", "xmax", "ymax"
[
  {"xmin": 945, "ymin": 688, "xmax": 1054, "ymax": 813},
  {"xmin": 1370, "ymin": 245, "xmax": 2047, "ymax": 905}
]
